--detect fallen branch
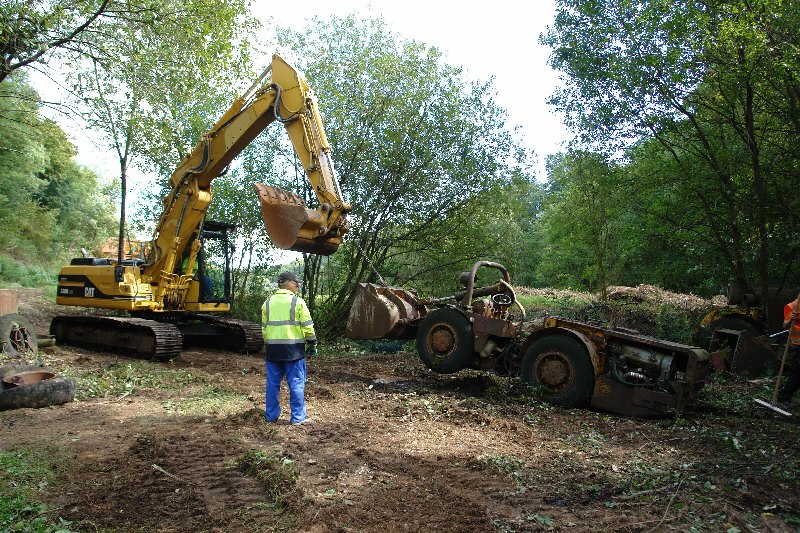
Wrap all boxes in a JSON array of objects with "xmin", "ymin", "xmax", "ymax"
[
  {"xmin": 613, "ymin": 483, "xmax": 678, "ymax": 501},
  {"xmin": 152, "ymin": 464, "xmax": 186, "ymax": 483},
  {"xmin": 626, "ymin": 516, "xmax": 676, "ymax": 529},
  {"xmin": 645, "ymin": 478, "xmax": 684, "ymax": 533}
]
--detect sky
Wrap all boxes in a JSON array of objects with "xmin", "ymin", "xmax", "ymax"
[
  {"xmin": 37, "ymin": 0, "xmax": 570, "ymax": 186},
  {"xmin": 251, "ymin": 0, "xmax": 571, "ymax": 178}
]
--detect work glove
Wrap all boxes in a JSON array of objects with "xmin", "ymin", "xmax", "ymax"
[{"xmin": 306, "ymin": 343, "xmax": 317, "ymax": 356}]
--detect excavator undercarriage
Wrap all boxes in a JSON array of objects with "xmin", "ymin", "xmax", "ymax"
[{"xmin": 50, "ymin": 314, "xmax": 263, "ymax": 361}]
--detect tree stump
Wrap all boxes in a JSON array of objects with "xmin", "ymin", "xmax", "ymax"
[{"xmin": 0, "ymin": 290, "xmax": 18, "ymax": 315}]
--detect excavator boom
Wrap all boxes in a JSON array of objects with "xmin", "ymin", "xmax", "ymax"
[{"xmin": 150, "ymin": 54, "xmax": 350, "ymax": 281}]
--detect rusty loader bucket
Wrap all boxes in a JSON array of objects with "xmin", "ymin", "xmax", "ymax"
[
  {"xmin": 345, "ymin": 283, "xmax": 425, "ymax": 340},
  {"xmin": 255, "ymin": 183, "xmax": 343, "ymax": 256}
]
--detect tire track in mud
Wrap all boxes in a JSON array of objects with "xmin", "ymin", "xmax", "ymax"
[{"xmin": 64, "ymin": 420, "xmax": 285, "ymax": 532}]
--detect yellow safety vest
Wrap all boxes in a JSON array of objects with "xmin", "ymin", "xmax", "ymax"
[{"xmin": 262, "ymin": 289, "xmax": 316, "ymax": 361}]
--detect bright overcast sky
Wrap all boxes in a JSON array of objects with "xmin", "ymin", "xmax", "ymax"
[
  {"xmin": 36, "ymin": 0, "xmax": 569, "ymax": 185},
  {"xmin": 257, "ymin": 0, "xmax": 570, "ymax": 178}
]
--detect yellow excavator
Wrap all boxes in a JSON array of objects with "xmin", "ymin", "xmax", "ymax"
[{"xmin": 51, "ymin": 54, "xmax": 351, "ymax": 360}]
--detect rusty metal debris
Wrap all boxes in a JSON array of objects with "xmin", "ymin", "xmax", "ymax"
[
  {"xmin": 2, "ymin": 371, "xmax": 56, "ymax": 388},
  {"xmin": 346, "ymin": 261, "xmax": 710, "ymax": 417}
]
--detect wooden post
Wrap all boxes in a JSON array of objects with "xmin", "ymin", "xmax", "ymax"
[{"xmin": 0, "ymin": 289, "xmax": 19, "ymax": 315}]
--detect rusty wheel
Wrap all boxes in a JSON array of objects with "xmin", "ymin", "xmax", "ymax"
[
  {"xmin": 0, "ymin": 314, "xmax": 38, "ymax": 356},
  {"xmin": 521, "ymin": 334, "xmax": 594, "ymax": 407},
  {"xmin": 416, "ymin": 308, "xmax": 473, "ymax": 374}
]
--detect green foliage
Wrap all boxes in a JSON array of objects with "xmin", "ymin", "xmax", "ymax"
[
  {"xmin": 236, "ymin": 449, "xmax": 299, "ymax": 510},
  {"xmin": 0, "ymin": 75, "xmax": 116, "ymax": 267},
  {"xmin": 0, "ymin": 449, "xmax": 75, "ymax": 532},
  {"xmin": 62, "ymin": 361, "xmax": 201, "ymax": 399},
  {"xmin": 0, "ymin": 0, "xmax": 109, "ymax": 82},
  {"xmin": 542, "ymin": 0, "xmax": 800, "ymax": 298}
]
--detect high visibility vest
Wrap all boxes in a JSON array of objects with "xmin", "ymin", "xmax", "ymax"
[
  {"xmin": 262, "ymin": 289, "xmax": 316, "ymax": 361},
  {"xmin": 786, "ymin": 299, "xmax": 800, "ymax": 346}
]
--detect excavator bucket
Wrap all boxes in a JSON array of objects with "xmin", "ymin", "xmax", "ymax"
[
  {"xmin": 255, "ymin": 183, "xmax": 342, "ymax": 255},
  {"xmin": 345, "ymin": 283, "xmax": 424, "ymax": 340}
]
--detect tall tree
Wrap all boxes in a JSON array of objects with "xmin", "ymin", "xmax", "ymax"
[
  {"xmin": 270, "ymin": 16, "xmax": 532, "ymax": 333},
  {"xmin": 67, "ymin": 0, "xmax": 255, "ymax": 263},
  {"xmin": 543, "ymin": 0, "xmax": 800, "ymax": 308},
  {"xmin": 538, "ymin": 151, "xmax": 629, "ymax": 295}
]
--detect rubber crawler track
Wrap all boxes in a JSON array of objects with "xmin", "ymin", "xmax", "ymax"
[
  {"xmin": 50, "ymin": 316, "xmax": 183, "ymax": 361},
  {"xmin": 189, "ymin": 315, "xmax": 263, "ymax": 354}
]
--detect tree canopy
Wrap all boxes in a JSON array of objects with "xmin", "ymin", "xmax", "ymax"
[{"xmin": 541, "ymin": 0, "xmax": 800, "ymax": 304}]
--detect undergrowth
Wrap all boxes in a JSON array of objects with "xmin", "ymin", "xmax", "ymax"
[
  {"xmin": 236, "ymin": 448, "xmax": 299, "ymax": 511},
  {"xmin": 0, "ymin": 255, "xmax": 56, "ymax": 289},
  {"xmin": 0, "ymin": 448, "xmax": 74, "ymax": 532}
]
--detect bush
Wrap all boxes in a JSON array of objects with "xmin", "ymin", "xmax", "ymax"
[{"xmin": 0, "ymin": 255, "xmax": 55, "ymax": 288}]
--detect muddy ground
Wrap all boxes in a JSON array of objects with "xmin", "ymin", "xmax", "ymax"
[{"xmin": 2, "ymin": 289, "xmax": 800, "ymax": 532}]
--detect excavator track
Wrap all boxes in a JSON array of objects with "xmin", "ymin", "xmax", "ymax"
[
  {"xmin": 50, "ymin": 316, "xmax": 183, "ymax": 361},
  {"xmin": 181, "ymin": 314, "xmax": 263, "ymax": 354}
]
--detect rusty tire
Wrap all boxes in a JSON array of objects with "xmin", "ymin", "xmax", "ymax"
[
  {"xmin": 0, "ymin": 376, "xmax": 76, "ymax": 411},
  {"xmin": 0, "ymin": 314, "xmax": 38, "ymax": 356},
  {"xmin": 520, "ymin": 334, "xmax": 594, "ymax": 407},
  {"xmin": 416, "ymin": 308, "xmax": 473, "ymax": 374}
]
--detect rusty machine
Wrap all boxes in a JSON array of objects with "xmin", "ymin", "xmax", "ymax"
[
  {"xmin": 51, "ymin": 54, "xmax": 350, "ymax": 360},
  {"xmin": 346, "ymin": 261, "xmax": 710, "ymax": 416}
]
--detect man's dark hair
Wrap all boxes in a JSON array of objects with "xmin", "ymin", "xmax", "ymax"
[{"xmin": 277, "ymin": 271, "xmax": 298, "ymax": 284}]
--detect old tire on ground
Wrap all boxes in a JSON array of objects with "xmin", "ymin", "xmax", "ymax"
[
  {"xmin": 0, "ymin": 376, "xmax": 76, "ymax": 411},
  {"xmin": 416, "ymin": 308, "xmax": 473, "ymax": 374},
  {"xmin": 520, "ymin": 334, "xmax": 594, "ymax": 407},
  {"xmin": 0, "ymin": 314, "xmax": 38, "ymax": 356}
]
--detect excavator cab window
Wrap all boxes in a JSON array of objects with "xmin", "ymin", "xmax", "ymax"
[{"xmin": 197, "ymin": 221, "xmax": 236, "ymax": 304}]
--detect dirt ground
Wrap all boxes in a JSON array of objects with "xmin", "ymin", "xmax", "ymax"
[{"xmin": 2, "ymin": 289, "xmax": 800, "ymax": 532}]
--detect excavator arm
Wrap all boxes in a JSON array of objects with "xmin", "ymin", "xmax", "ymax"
[{"xmin": 146, "ymin": 54, "xmax": 351, "ymax": 284}]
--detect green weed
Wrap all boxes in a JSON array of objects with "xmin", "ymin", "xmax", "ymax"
[
  {"xmin": 0, "ymin": 449, "xmax": 74, "ymax": 532},
  {"xmin": 236, "ymin": 449, "xmax": 299, "ymax": 510},
  {"xmin": 62, "ymin": 361, "xmax": 202, "ymax": 399},
  {"xmin": 477, "ymin": 454, "xmax": 529, "ymax": 490},
  {"xmin": 561, "ymin": 429, "xmax": 607, "ymax": 451}
]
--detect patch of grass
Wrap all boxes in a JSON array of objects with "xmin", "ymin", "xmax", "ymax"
[
  {"xmin": 62, "ymin": 361, "xmax": 203, "ymax": 399},
  {"xmin": 476, "ymin": 454, "xmax": 529, "ymax": 491},
  {"xmin": 0, "ymin": 448, "xmax": 75, "ymax": 532},
  {"xmin": 161, "ymin": 387, "xmax": 249, "ymax": 416},
  {"xmin": 359, "ymin": 339, "xmax": 407, "ymax": 354},
  {"xmin": 236, "ymin": 449, "xmax": 299, "ymax": 510}
]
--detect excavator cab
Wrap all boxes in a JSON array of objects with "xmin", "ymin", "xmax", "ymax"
[{"xmin": 195, "ymin": 221, "xmax": 236, "ymax": 303}]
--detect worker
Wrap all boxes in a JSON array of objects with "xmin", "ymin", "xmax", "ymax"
[
  {"xmin": 261, "ymin": 271, "xmax": 317, "ymax": 424},
  {"xmin": 778, "ymin": 297, "xmax": 800, "ymax": 404}
]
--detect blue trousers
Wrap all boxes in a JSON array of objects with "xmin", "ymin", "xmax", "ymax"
[{"xmin": 265, "ymin": 359, "xmax": 306, "ymax": 423}]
